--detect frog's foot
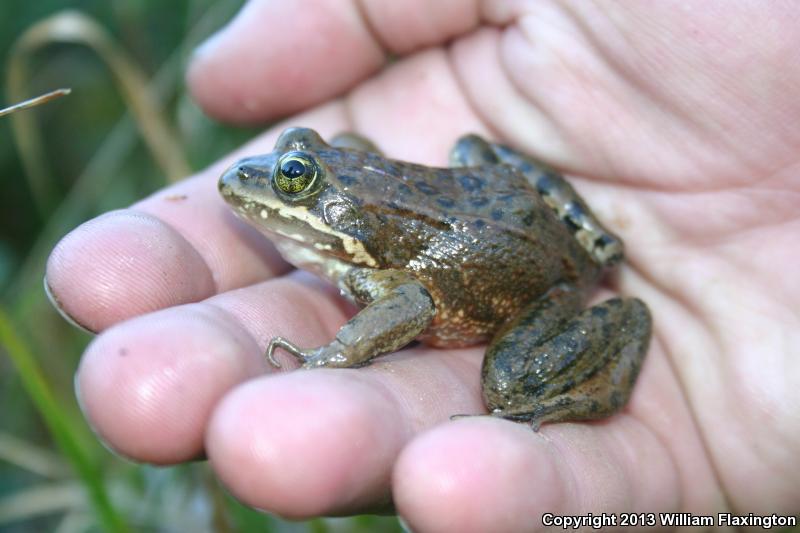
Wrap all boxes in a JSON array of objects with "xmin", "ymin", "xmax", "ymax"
[
  {"xmin": 448, "ymin": 413, "xmax": 486, "ymax": 421},
  {"xmin": 482, "ymin": 296, "xmax": 652, "ymax": 428},
  {"xmin": 266, "ymin": 337, "xmax": 350, "ymax": 369},
  {"xmin": 489, "ymin": 406, "xmax": 577, "ymax": 432},
  {"xmin": 266, "ymin": 337, "xmax": 310, "ymax": 368},
  {"xmin": 449, "ymin": 411, "xmax": 547, "ymax": 432}
]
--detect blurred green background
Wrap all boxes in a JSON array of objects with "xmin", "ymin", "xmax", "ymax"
[{"xmin": 0, "ymin": 1, "xmax": 402, "ymax": 531}]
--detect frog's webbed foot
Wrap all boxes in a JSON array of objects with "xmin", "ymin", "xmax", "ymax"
[
  {"xmin": 483, "ymin": 286, "xmax": 652, "ymax": 429},
  {"xmin": 266, "ymin": 268, "xmax": 435, "ymax": 370}
]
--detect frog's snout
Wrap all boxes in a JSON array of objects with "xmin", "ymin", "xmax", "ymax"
[
  {"xmin": 219, "ymin": 162, "xmax": 264, "ymax": 198},
  {"xmin": 218, "ymin": 165, "xmax": 236, "ymax": 196}
]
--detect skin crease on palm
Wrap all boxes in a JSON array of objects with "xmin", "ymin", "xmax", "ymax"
[{"xmin": 43, "ymin": 0, "xmax": 800, "ymax": 531}]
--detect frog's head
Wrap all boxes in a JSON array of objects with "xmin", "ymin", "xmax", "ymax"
[{"xmin": 219, "ymin": 127, "xmax": 379, "ymax": 267}]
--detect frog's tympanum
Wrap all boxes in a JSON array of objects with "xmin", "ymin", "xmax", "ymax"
[{"xmin": 219, "ymin": 128, "xmax": 652, "ymax": 429}]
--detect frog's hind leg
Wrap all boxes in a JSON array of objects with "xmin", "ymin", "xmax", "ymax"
[
  {"xmin": 491, "ymin": 142, "xmax": 625, "ymax": 266},
  {"xmin": 330, "ymin": 132, "xmax": 383, "ymax": 155},
  {"xmin": 483, "ymin": 293, "xmax": 651, "ymax": 430}
]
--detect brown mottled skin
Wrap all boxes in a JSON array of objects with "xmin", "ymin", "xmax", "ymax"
[{"xmin": 218, "ymin": 127, "xmax": 652, "ymax": 428}]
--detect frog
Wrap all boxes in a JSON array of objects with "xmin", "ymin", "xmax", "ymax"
[{"xmin": 218, "ymin": 127, "xmax": 652, "ymax": 429}]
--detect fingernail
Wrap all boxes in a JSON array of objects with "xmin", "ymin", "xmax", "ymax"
[{"xmin": 44, "ymin": 276, "xmax": 95, "ymax": 334}]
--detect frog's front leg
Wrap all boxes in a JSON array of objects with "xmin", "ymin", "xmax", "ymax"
[
  {"xmin": 267, "ymin": 268, "xmax": 435, "ymax": 369},
  {"xmin": 482, "ymin": 286, "xmax": 651, "ymax": 430}
]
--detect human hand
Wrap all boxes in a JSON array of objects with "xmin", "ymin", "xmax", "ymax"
[{"xmin": 46, "ymin": 1, "xmax": 800, "ymax": 530}]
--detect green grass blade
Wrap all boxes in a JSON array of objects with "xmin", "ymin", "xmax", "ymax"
[{"xmin": 0, "ymin": 306, "xmax": 129, "ymax": 532}]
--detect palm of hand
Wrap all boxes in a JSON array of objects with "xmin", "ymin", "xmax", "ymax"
[{"xmin": 46, "ymin": 1, "xmax": 800, "ymax": 529}]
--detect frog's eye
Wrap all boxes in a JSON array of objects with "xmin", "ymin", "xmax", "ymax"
[{"xmin": 274, "ymin": 152, "xmax": 319, "ymax": 195}]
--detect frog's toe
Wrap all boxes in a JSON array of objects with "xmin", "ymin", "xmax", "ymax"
[
  {"xmin": 449, "ymin": 413, "xmax": 484, "ymax": 421},
  {"xmin": 266, "ymin": 336, "xmax": 313, "ymax": 368}
]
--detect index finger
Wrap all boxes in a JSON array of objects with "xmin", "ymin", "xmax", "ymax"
[
  {"xmin": 45, "ymin": 103, "xmax": 350, "ymax": 332},
  {"xmin": 187, "ymin": 0, "xmax": 480, "ymax": 123}
]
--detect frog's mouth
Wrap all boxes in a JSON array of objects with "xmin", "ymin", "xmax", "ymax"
[{"xmin": 249, "ymin": 203, "xmax": 378, "ymax": 268}]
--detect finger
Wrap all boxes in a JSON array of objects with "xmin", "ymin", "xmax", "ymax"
[
  {"xmin": 75, "ymin": 270, "xmax": 352, "ymax": 463},
  {"xmin": 187, "ymin": 0, "xmax": 480, "ymax": 123},
  {"xmin": 45, "ymin": 102, "xmax": 349, "ymax": 332},
  {"xmin": 75, "ymin": 263, "xmax": 482, "ymax": 473},
  {"xmin": 393, "ymin": 338, "xmax": 725, "ymax": 532},
  {"xmin": 345, "ymin": 47, "xmax": 490, "ymax": 165},
  {"xmin": 206, "ymin": 346, "xmax": 484, "ymax": 517},
  {"xmin": 394, "ymin": 419, "xmax": 676, "ymax": 533}
]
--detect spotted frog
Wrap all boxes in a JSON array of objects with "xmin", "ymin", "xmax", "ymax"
[{"xmin": 219, "ymin": 128, "xmax": 651, "ymax": 429}]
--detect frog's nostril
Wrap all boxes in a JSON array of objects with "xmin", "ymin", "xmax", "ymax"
[{"xmin": 237, "ymin": 165, "xmax": 256, "ymax": 181}]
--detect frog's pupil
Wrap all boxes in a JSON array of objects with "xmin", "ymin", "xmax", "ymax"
[{"xmin": 282, "ymin": 159, "xmax": 306, "ymax": 178}]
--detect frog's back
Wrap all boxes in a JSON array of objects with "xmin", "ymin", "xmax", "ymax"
[{"xmin": 317, "ymin": 149, "xmax": 602, "ymax": 346}]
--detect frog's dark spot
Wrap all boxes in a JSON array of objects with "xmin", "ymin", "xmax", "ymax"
[
  {"xmin": 497, "ymin": 193, "xmax": 515, "ymax": 203},
  {"xmin": 491, "ymin": 209, "xmax": 504, "ymax": 221},
  {"xmin": 415, "ymin": 181, "xmax": 440, "ymax": 195},
  {"xmin": 594, "ymin": 234, "xmax": 616, "ymax": 249},
  {"xmin": 519, "ymin": 161, "xmax": 534, "ymax": 173},
  {"xmin": 458, "ymin": 174, "xmax": 485, "ymax": 192},
  {"xmin": 437, "ymin": 197, "xmax": 455, "ymax": 208},
  {"xmin": 564, "ymin": 216, "xmax": 581, "ymax": 232},
  {"xmin": 470, "ymin": 196, "xmax": 489, "ymax": 207},
  {"xmin": 338, "ymin": 174, "xmax": 357, "ymax": 186},
  {"xmin": 591, "ymin": 306, "xmax": 609, "ymax": 319},
  {"xmin": 474, "ymin": 219, "xmax": 486, "ymax": 229},
  {"xmin": 535, "ymin": 174, "xmax": 557, "ymax": 195},
  {"xmin": 435, "ymin": 169, "xmax": 451, "ymax": 181},
  {"xmin": 364, "ymin": 153, "xmax": 382, "ymax": 166},
  {"xmin": 521, "ymin": 212, "xmax": 535, "ymax": 226},
  {"xmin": 387, "ymin": 201, "xmax": 400, "ymax": 210},
  {"xmin": 494, "ymin": 145, "xmax": 513, "ymax": 157},
  {"xmin": 563, "ymin": 202, "xmax": 586, "ymax": 231},
  {"xmin": 565, "ymin": 202, "xmax": 586, "ymax": 220},
  {"xmin": 385, "ymin": 163, "xmax": 401, "ymax": 176},
  {"xmin": 480, "ymin": 147, "xmax": 497, "ymax": 163},
  {"xmin": 397, "ymin": 183, "xmax": 412, "ymax": 195}
]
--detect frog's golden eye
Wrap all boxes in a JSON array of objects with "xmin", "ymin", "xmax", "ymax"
[{"xmin": 274, "ymin": 152, "xmax": 318, "ymax": 195}]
